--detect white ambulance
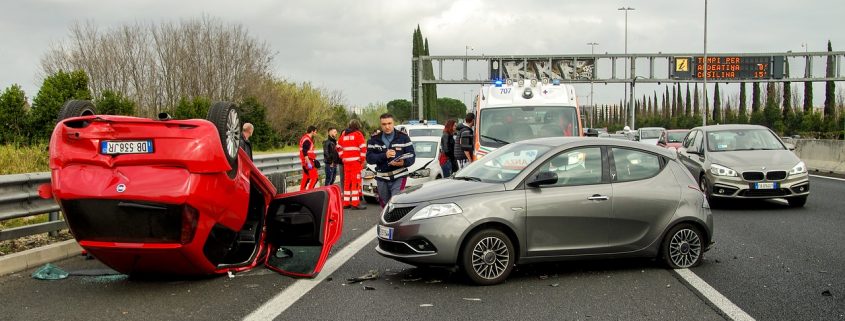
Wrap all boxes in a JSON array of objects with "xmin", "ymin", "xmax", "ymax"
[{"xmin": 471, "ymin": 79, "xmax": 583, "ymax": 160}]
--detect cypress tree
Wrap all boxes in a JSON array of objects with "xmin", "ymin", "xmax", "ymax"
[
  {"xmin": 693, "ymin": 83, "xmax": 701, "ymax": 116},
  {"xmin": 803, "ymin": 81, "xmax": 813, "ymax": 113},
  {"xmin": 752, "ymin": 83, "xmax": 761, "ymax": 113},
  {"xmin": 685, "ymin": 84, "xmax": 692, "ymax": 116},
  {"xmin": 824, "ymin": 40, "xmax": 836, "ymax": 124},
  {"xmin": 712, "ymin": 83, "xmax": 722, "ymax": 124},
  {"xmin": 738, "ymin": 83, "xmax": 749, "ymax": 124}
]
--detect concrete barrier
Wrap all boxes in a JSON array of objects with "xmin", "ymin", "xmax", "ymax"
[{"xmin": 794, "ymin": 139, "xmax": 845, "ymax": 175}]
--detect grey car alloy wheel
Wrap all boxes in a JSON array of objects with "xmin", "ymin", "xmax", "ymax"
[
  {"xmin": 668, "ymin": 228, "xmax": 702, "ymax": 268},
  {"xmin": 462, "ymin": 229, "xmax": 515, "ymax": 285},
  {"xmin": 225, "ymin": 109, "xmax": 240, "ymax": 159}
]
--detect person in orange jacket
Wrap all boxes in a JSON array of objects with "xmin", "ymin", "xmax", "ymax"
[
  {"xmin": 299, "ymin": 125, "xmax": 319, "ymax": 191},
  {"xmin": 336, "ymin": 119, "xmax": 367, "ymax": 209}
]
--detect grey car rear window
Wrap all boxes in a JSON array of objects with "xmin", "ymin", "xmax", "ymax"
[{"xmin": 612, "ymin": 148, "xmax": 662, "ymax": 182}]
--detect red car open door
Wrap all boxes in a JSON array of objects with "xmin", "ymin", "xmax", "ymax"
[{"xmin": 264, "ymin": 185, "xmax": 343, "ymax": 278}]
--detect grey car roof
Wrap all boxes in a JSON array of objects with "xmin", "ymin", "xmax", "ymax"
[
  {"xmin": 691, "ymin": 124, "xmax": 772, "ymax": 132},
  {"xmin": 516, "ymin": 137, "xmax": 678, "ymax": 160}
]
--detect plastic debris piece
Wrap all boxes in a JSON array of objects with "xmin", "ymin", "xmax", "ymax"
[
  {"xmin": 419, "ymin": 304, "xmax": 434, "ymax": 307},
  {"xmin": 822, "ymin": 290, "xmax": 832, "ymax": 297},
  {"xmin": 228, "ymin": 271, "xmax": 235, "ymax": 278},
  {"xmin": 666, "ymin": 284, "xmax": 671, "ymax": 288},
  {"xmin": 364, "ymin": 286, "xmax": 376, "ymax": 290},
  {"xmin": 463, "ymin": 298, "xmax": 481, "ymax": 301},
  {"xmin": 538, "ymin": 275, "xmax": 549, "ymax": 280},
  {"xmin": 550, "ymin": 283, "xmax": 560, "ymax": 287},
  {"xmin": 31, "ymin": 263, "xmax": 69, "ymax": 280},
  {"xmin": 425, "ymin": 279, "xmax": 442, "ymax": 284},
  {"xmin": 347, "ymin": 270, "xmax": 379, "ymax": 284},
  {"xmin": 401, "ymin": 277, "xmax": 422, "ymax": 282}
]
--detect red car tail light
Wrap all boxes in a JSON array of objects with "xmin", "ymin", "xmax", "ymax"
[{"xmin": 181, "ymin": 205, "xmax": 199, "ymax": 244}]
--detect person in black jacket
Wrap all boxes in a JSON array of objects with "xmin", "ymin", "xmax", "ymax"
[
  {"xmin": 366, "ymin": 113, "xmax": 415, "ymax": 207},
  {"xmin": 323, "ymin": 127, "xmax": 340, "ymax": 186},
  {"xmin": 241, "ymin": 123, "xmax": 254, "ymax": 161},
  {"xmin": 440, "ymin": 119, "xmax": 457, "ymax": 177},
  {"xmin": 454, "ymin": 113, "xmax": 475, "ymax": 170}
]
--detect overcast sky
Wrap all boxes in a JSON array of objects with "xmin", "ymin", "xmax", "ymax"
[{"xmin": 1, "ymin": 0, "xmax": 843, "ymax": 110}]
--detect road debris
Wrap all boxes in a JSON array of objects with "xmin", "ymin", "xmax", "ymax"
[
  {"xmin": 419, "ymin": 304, "xmax": 434, "ymax": 307},
  {"xmin": 550, "ymin": 283, "xmax": 560, "ymax": 287},
  {"xmin": 347, "ymin": 270, "xmax": 379, "ymax": 284},
  {"xmin": 31, "ymin": 263, "xmax": 68, "ymax": 280},
  {"xmin": 822, "ymin": 290, "xmax": 832, "ymax": 297},
  {"xmin": 463, "ymin": 298, "xmax": 482, "ymax": 301},
  {"xmin": 364, "ymin": 286, "xmax": 376, "ymax": 290}
]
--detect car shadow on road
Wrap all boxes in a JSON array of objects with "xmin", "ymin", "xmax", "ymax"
[{"xmin": 711, "ymin": 199, "xmax": 796, "ymax": 212}]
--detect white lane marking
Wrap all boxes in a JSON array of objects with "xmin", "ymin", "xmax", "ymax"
[
  {"xmin": 243, "ymin": 226, "xmax": 377, "ymax": 321},
  {"xmin": 674, "ymin": 269, "xmax": 755, "ymax": 321},
  {"xmin": 810, "ymin": 174, "xmax": 845, "ymax": 182}
]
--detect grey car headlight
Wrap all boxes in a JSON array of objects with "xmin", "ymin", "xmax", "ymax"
[
  {"xmin": 410, "ymin": 203, "xmax": 462, "ymax": 221},
  {"xmin": 710, "ymin": 164, "xmax": 737, "ymax": 177},
  {"xmin": 410, "ymin": 168, "xmax": 431, "ymax": 178},
  {"xmin": 789, "ymin": 161, "xmax": 807, "ymax": 176}
]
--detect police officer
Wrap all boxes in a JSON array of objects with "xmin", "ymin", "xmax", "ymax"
[{"xmin": 366, "ymin": 113, "xmax": 415, "ymax": 207}]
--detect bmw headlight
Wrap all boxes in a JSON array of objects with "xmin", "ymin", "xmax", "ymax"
[
  {"xmin": 789, "ymin": 161, "xmax": 807, "ymax": 176},
  {"xmin": 410, "ymin": 168, "xmax": 431, "ymax": 178},
  {"xmin": 410, "ymin": 203, "xmax": 462, "ymax": 221},
  {"xmin": 709, "ymin": 164, "xmax": 737, "ymax": 177}
]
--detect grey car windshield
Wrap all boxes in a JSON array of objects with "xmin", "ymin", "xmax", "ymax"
[
  {"xmin": 707, "ymin": 129, "xmax": 785, "ymax": 152},
  {"xmin": 412, "ymin": 141, "xmax": 437, "ymax": 158},
  {"xmin": 455, "ymin": 143, "xmax": 551, "ymax": 183},
  {"xmin": 639, "ymin": 129, "xmax": 663, "ymax": 139},
  {"xmin": 668, "ymin": 131, "xmax": 688, "ymax": 143},
  {"xmin": 409, "ymin": 129, "xmax": 441, "ymax": 137},
  {"xmin": 479, "ymin": 106, "xmax": 579, "ymax": 148}
]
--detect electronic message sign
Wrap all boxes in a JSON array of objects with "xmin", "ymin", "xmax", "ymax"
[{"xmin": 671, "ymin": 56, "xmax": 784, "ymax": 80}]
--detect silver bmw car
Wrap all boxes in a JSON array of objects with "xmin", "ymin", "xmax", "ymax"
[{"xmin": 376, "ymin": 137, "xmax": 713, "ymax": 285}]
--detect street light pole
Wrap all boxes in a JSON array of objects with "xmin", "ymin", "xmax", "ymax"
[
  {"xmin": 619, "ymin": 7, "xmax": 635, "ymax": 129},
  {"xmin": 587, "ymin": 42, "xmax": 599, "ymax": 128},
  {"xmin": 702, "ymin": 0, "xmax": 708, "ymax": 127}
]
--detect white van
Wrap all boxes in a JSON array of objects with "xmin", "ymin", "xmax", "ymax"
[{"xmin": 472, "ymin": 79, "xmax": 583, "ymax": 159}]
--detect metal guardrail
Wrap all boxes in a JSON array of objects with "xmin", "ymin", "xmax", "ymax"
[{"xmin": 0, "ymin": 151, "xmax": 322, "ymax": 242}]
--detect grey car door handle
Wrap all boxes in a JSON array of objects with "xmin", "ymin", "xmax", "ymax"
[{"xmin": 588, "ymin": 195, "xmax": 609, "ymax": 201}]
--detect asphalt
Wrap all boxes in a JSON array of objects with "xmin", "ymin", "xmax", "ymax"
[{"xmin": 0, "ymin": 177, "xmax": 843, "ymax": 321}]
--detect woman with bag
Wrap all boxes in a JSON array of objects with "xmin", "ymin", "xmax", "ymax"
[{"xmin": 439, "ymin": 119, "xmax": 458, "ymax": 177}]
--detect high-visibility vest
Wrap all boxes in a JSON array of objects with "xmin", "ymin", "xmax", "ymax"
[
  {"xmin": 299, "ymin": 134, "xmax": 316, "ymax": 166},
  {"xmin": 337, "ymin": 130, "xmax": 366, "ymax": 164}
]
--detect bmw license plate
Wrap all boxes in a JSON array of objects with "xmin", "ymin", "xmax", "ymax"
[
  {"xmin": 754, "ymin": 182, "xmax": 777, "ymax": 189},
  {"xmin": 100, "ymin": 140, "xmax": 154, "ymax": 155},
  {"xmin": 377, "ymin": 225, "xmax": 393, "ymax": 240}
]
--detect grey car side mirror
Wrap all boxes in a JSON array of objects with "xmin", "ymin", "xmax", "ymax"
[{"xmin": 527, "ymin": 171, "xmax": 558, "ymax": 187}]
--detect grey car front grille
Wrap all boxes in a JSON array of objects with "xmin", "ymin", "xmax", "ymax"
[
  {"xmin": 742, "ymin": 172, "xmax": 765, "ymax": 181},
  {"xmin": 766, "ymin": 171, "xmax": 787, "ymax": 181},
  {"xmin": 383, "ymin": 206, "xmax": 415, "ymax": 223}
]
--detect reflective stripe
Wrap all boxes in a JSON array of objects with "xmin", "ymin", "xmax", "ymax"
[
  {"xmin": 343, "ymin": 147, "xmax": 361, "ymax": 151},
  {"xmin": 368, "ymin": 144, "xmax": 384, "ymax": 149},
  {"xmin": 343, "ymin": 157, "xmax": 360, "ymax": 162},
  {"xmin": 351, "ymin": 197, "xmax": 360, "ymax": 201},
  {"xmin": 359, "ymin": 144, "xmax": 367, "ymax": 148},
  {"xmin": 391, "ymin": 142, "xmax": 413, "ymax": 148}
]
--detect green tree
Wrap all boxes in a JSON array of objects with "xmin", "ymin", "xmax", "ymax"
[
  {"xmin": 751, "ymin": 82, "xmax": 761, "ymax": 113},
  {"xmin": 738, "ymin": 83, "xmax": 748, "ymax": 124},
  {"xmin": 685, "ymin": 84, "xmax": 692, "ymax": 116},
  {"xmin": 693, "ymin": 83, "xmax": 701, "ymax": 117},
  {"xmin": 763, "ymin": 82, "xmax": 782, "ymax": 130},
  {"xmin": 239, "ymin": 97, "xmax": 279, "ymax": 150},
  {"xmin": 30, "ymin": 70, "xmax": 92, "ymax": 142},
  {"xmin": 95, "ymin": 90, "xmax": 136, "ymax": 116},
  {"xmin": 824, "ymin": 40, "xmax": 837, "ymax": 131},
  {"xmin": 803, "ymin": 81, "xmax": 813, "ymax": 113},
  {"xmin": 712, "ymin": 83, "xmax": 722, "ymax": 124},
  {"xmin": 171, "ymin": 96, "xmax": 211, "ymax": 120},
  {"xmin": 386, "ymin": 99, "xmax": 412, "ymax": 122},
  {"xmin": 0, "ymin": 85, "xmax": 29, "ymax": 143},
  {"xmin": 435, "ymin": 97, "xmax": 467, "ymax": 123}
]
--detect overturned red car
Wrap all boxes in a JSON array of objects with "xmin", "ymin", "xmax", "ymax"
[{"xmin": 41, "ymin": 100, "xmax": 342, "ymax": 277}]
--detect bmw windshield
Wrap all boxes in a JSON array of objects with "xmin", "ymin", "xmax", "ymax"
[
  {"xmin": 707, "ymin": 129, "xmax": 785, "ymax": 152},
  {"xmin": 455, "ymin": 143, "xmax": 551, "ymax": 183}
]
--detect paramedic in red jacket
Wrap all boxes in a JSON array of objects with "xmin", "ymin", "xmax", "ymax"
[
  {"xmin": 299, "ymin": 125, "xmax": 319, "ymax": 191},
  {"xmin": 337, "ymin": 119, "xmax": 367, "ymax": 209}
]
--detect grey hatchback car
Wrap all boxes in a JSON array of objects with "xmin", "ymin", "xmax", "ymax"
[
  {"xmin": 676, "ymin": 124, "xmax": 810, "ymax": 207},
  {"xmin": 376, "ymin": 137, "xmax": 713, "ymax": 285}
]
